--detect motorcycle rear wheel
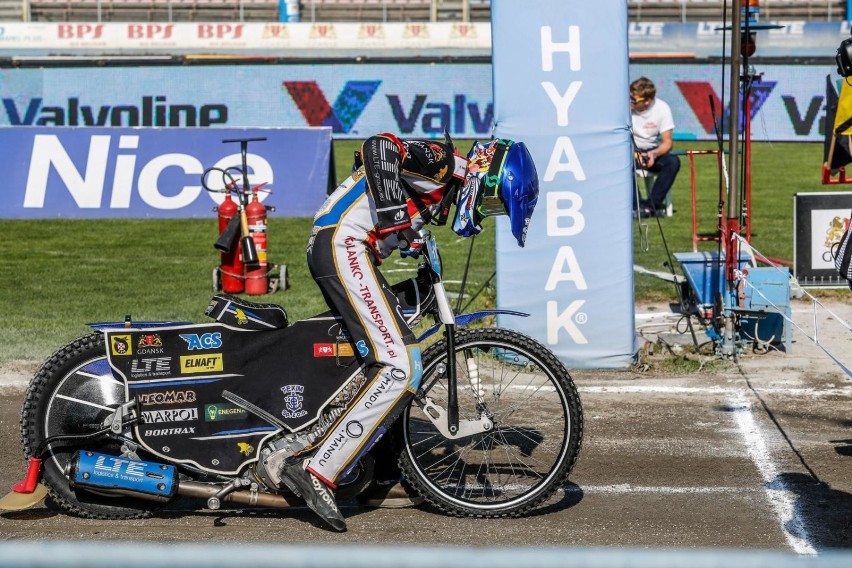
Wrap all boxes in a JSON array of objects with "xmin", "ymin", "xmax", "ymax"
[
  {"xmin": 398, "ymin": 327, "xmax": 583, "ymax": 518},
  {"xmin": 20, "ymin": 333, "xmax": 161, "ymax": 519}
]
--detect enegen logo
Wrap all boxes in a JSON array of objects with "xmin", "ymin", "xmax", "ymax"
[{"xmin": 284, "ymin": 80, "xmax": 381, "ymax": 134}]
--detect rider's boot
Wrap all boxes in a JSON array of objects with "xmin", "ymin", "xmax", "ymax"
[{"xmin": 279, "ymin": 459, "xmax": 347, "ymax": 532}]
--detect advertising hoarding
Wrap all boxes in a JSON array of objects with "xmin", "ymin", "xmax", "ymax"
[
  {"xmin": 0, "ymin": 127, "xmax": 331, "ymax": 218},
  {"xmin": 0, "ymin": 62, "xmax": 839, "ymax": 142}
]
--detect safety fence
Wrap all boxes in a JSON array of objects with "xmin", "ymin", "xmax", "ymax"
[{"xmin": 1, "ymin": 542, "xmax": 852, "ymax": 567}]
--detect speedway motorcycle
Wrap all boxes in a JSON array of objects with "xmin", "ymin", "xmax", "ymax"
[{"xmin": 2, "ymin": 230, "xmax": 583, "ymax": 522}]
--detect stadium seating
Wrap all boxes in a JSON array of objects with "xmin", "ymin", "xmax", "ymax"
[
  {"xmin": 301, "ymin": 0, "xmax": 434, "ymax": 23},
  {"xmin": 27, "ymin": 0, "xmax": 278, "ymax": 22},
  {"xmin": 629, "ymin": 0, "xmax": 846, "ymax": 23},
  {"xmin": 19, "ymin": 0, "xmax": 849, "ymax": 24}
]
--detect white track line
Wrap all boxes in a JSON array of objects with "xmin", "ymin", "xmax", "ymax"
[
  {"xmin": 730, "ymin": 397, "xmax": 816, "ymax": 555},
  {"xmin": 579, "ymin": 385, "xmax": 852, "ymax": 397},
  {"xmin": 564, "ymin": 484, "xmax": 754, "ymax": 495}
]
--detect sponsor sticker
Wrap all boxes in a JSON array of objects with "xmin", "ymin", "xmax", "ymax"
[
  {"xmin": 141, "ymin": 407, "xmax": 198, "ymax": 423},
  {"xmin": 110, "ymin": 334, "xmax": 132, "ymax": 356},
  {"xmin": 313, "ymin": 343, "xmax": 355, "ymax": 357},
  {"xmin": 143, "ymin": 427, "xmax": 195, "ymax": 437},
  {"xmin": 137, "ymin": 334, "xmax": 163, "ymax": 348},
  {"xmin": 180, "ymin": 353, "xmax": 223, "ymax": 373},
  {"xmin": 139, "ymin": 390, "xmax": 196, "ymax": 406},
  {"xmin": 130, "ymin": 356, "xmax": 172, "ymax": 379},
  {"xmin": 136, "ymin": 333, "xmax": 165, "ymax": 355},
  {"xmin": 314, "ymin": 343, "xmax": 334, "ymax": 357},
  {"xmin": 179, "ymin": 332, "xmax": 223, "ymax": 350},
  {"xmin": 204, "ymin": 403, "xmax": 248, "ymax": 422},
  {"xmin": 281, "ymin": 384, "xmax": 307, "ymax": 419}
]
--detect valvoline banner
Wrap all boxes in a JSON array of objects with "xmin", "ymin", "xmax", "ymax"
[
  {"xmin": 492, "ymin": 0, "xmax": 636, "ymax": 368},
  {"xmin": 0, "ymin": 127, "xmax": 331, "ymax": 218},
  {"xmin": 0, "ymin": 63, "xmax": 840, "ymax": 143},
  {"xmin": 0, "ymin": 64, "xmax": 493, "ymax": 139}
]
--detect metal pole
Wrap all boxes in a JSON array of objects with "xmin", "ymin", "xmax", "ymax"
[
  {"xmin": 721, "ymin": 0, "xmax": 743, "ymax": 358},
  {"xmin": 725, "ymin": 0, "xmax": 743, "ymax": 285}
]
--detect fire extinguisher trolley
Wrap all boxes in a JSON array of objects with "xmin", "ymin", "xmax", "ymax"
[{"xmin": 203, "ymin": 137, "xmax": 288, "ymax": 295}]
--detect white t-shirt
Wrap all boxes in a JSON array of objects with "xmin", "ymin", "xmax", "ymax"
[{"xmin": 631, "ymin": 98, "xmax": 675, "ymax": 151}]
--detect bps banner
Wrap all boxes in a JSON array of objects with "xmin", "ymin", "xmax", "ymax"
[
  {"xmin": 492, "ymin": 0, "xmax": 636, "ymax": 368},
  {"xmin": 0, "ymin": 127, "xmax": 331, "ymax": 218}
]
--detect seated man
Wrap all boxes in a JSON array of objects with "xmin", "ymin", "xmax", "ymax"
[{"xmin": 630, "ymin": 76, "xmax": 681, "ymax": 217}]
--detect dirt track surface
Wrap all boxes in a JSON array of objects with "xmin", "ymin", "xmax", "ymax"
[{"xmin": 1, "ymin": 299, "xmax": 851, "ymax": 550}]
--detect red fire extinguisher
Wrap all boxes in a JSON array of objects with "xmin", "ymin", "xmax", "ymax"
[
  {"xmin": 244, "ymin": 192, "xmax": 268, "ymax": 295},
  {"xmin": 217, "ymin": 193, "xmax": 244, "ymax": 294}
]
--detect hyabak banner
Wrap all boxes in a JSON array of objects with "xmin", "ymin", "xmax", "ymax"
[
  {"xmin": 492, "ymin": 0, "xmax": 637, "ymax": 368},
  {"xmin": 0, "ymin": 127, "xmax": 331, "ymax": 218}
]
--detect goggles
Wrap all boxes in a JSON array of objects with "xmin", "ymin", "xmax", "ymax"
[{"xmin": 476, "ymin": 139, "xmax": 512, "ymax": 217}]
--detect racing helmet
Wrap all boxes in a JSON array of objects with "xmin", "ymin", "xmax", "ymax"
[{"xmin": 452, "ymin": 138, "xmax": 539, "ymax": 247}]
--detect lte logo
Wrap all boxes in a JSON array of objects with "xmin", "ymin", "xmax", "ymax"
[{"xmin": 284, "ymin": 80, "xmax": 381, "ymax": 134}]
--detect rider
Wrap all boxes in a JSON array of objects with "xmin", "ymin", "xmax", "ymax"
[{"xmin": 278, "ymin": 132, "xmax": 539, "ymax": 531}]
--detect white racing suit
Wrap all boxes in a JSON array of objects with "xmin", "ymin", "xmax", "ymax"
[{"xmin": 304, "ymin": 133, "xmax": 466, "ymax": 486}]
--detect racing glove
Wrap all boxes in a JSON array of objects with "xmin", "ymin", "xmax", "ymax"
[{"xmin": 397, "ymin": 228, "xmax": 425, "ymax": 259}]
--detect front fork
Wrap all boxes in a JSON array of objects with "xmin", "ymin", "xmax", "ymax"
[
  {"xmin": 433, "ymin": 273, "xmax": 460, "ymax": 435},
  {"xmin": 444, "ymin": 323, "xmax": 459, "ymax": 435}
]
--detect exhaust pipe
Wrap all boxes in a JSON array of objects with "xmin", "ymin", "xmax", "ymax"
[
  {"xmin": 178, "ymin": 481, "xmax": 294, "ymax": 509},
  {"xmin": 66, "ymin": 451, "xmax": 295, "ymax": 509}
]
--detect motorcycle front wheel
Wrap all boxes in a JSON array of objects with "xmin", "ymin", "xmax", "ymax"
[
  {"xmin": 398, "ymin": 327, "xmax": 583, "ymax": 518},
  {"xmin": 20, "ymin": 333, "xmax": 161, "ymax": 519}
]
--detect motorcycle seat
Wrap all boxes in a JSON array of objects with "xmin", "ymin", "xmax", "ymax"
[{"xmin": 205, "ymin": 293, "xmax": 289, "ymax": 330}]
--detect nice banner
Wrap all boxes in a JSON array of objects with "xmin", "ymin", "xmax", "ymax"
[
  {"xmin": 491, "ymin": 1, "xmax": 637, "ymax": 368},
  {"xmin": 0, "ymin": 127, "xmax": 331, "ymax": 218}
]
